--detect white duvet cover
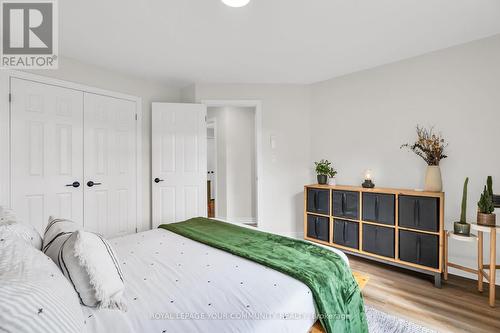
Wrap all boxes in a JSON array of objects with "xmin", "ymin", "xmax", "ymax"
[{"xmin": 83, "ymin": 228, "xmax": 349, "ymax": 333}]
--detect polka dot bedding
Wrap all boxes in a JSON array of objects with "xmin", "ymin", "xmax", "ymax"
[{"xmin": 81, "ymin": 228, "xmax": 349, "ymax": 333}]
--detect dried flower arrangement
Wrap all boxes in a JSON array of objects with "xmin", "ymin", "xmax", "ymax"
[{"xmin": 401, "ymin": 126, "xmax": 448, "ymax": 166}]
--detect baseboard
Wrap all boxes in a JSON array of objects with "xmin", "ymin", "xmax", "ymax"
[{"xmin": 217, "ymin": 216, "xmax": 257, "ymax": 224}]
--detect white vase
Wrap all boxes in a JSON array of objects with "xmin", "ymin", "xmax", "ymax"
[
  {"xmin": 424, "ymin": 165, "xmax": 442, "ymax": 192},
  {"xmin": 328, "ymin": 177, "xmax": 336, "ymax": 186}
]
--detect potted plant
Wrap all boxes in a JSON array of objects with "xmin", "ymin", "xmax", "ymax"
[
  {"xmin": 454, "ymin": 177, "xmax": 470, "ymax": 236},
  {"xmin": 314, "ymin": 159, "xmax": 336, "ymax": 185},
  {"xmin": 327, "ymin": 167, "xmax": 338, "ymax": 186},
  {"xmin": 477, "ymin": 176, "xmax": 496, "ymax": 226},
  {"xmin": 401, "ymin": 126, "xmax": 448, "ymax": 192}
]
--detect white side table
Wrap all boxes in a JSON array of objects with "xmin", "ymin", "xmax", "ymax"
[
  {"xmin": 443, "ymin": 231, "xmax": 478, "ymax": 281},
  {"xmin": 471, "ymin": 223, "xmax": 500, "ymax": 307}
]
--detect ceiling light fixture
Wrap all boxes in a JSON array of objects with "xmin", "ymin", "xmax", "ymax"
[{"xmin": 221, "ymin": 0, "xmax": 251, "ymax": 8}]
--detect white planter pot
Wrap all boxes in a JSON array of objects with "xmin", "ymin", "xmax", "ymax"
[
  {"xmin": 328, "ymin": 177, "xmax": 337, "ymax": 186},
  {"xmin": 424, "ymin": 165, "xmax": 442, "ymax": 192}
]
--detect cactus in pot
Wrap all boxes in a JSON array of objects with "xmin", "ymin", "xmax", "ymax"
[
  {"xmin": 477, "ymin": 176, "xmax": 496, "ymax": 226},
  {"xmin": 454, "ymin": 177, "xmax": 470, "ymax": 235}
]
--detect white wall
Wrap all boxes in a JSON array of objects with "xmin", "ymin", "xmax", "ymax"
[
  {"xmin": 310, "ymin": 34, "xmax": 500, "ymax": 283},
  {"xmin": 208, "ymin": 106, "xmax": 256, "ymax": 222},
  {"xmin": 196, "ymin": 84, "xmax": 312, "ymax": 236},
  {"xmin": 28, "ymin": 57, "xmax": 182, "ymax": 231}
]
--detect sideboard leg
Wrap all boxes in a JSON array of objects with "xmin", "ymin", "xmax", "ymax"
[{"xmin": 434, "ymin": 273, "xmax": 442, "ymax": 288}]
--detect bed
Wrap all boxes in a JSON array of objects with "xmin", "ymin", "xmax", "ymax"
[
  {"xmin": 82, "ymin": 227, "xmax": 349, "ymax": 332},
  {"xmin": 1, "ymin": 211, "xmax": 365, "ymax": 333}
]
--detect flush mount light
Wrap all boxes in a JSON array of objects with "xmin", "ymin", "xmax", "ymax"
[{"xmin": 221, "ymin": 0, "xmax": 251, "ymax": 8}]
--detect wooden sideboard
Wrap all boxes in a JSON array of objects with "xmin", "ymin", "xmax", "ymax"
[{"xmin": 304, "ymin": 184, "xmax": 445, "ymax": 287}]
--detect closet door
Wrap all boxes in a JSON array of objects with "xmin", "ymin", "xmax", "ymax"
[
  {"xmin": 84, "ymin": 93, "xmax": 137, "ymax": 237},
  {"xmin": 10, "ymin": 78, "xmax": 84, "ymax": 233}
]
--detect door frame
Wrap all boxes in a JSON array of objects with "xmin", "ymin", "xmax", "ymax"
[
  {"xmin": 201, "ymin": 99, "xmax": 263, "ymax": 226},
  {"xmin": 0, "ymin": 70, "xmax": 143, "ymax": 232}
]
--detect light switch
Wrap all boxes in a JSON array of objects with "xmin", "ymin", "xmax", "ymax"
[{"xmin": 270, "ymin": 135, "xmax": 277, "ymax": 150}]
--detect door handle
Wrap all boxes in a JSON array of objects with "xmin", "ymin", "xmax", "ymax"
[
  {"xmin": 154, "ymin": 178, "xmax": 164, "ymax": 183},
  {"xmin": 416, "ymin": 200, "xmax": 421, "ymax": 227},
  {"xmin": 375, "ymin": 196, "xmax": 379, "ymax": 220},
  {"xmin": 87, "ymin": 181, "xmax": 102, "ymax": 187},
  {"xmin": 413, "ymin": 200, "xmax": 418, "ymax": 226},
  {"xmin": 416, "ymin": 236, "xmax": 421, "ymax": 263},
  {"xmin": 65, "ymin": 181, "xmax": 80, "ymax": 188},
  {"xmin": 343, "ymin": 222, "xmax": 347, "ymax": 243},
  {"xmin": 342, "ymin": 193, "xmax": 346, "ymax": 215}
]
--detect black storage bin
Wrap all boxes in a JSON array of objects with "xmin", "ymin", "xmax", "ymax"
[
  {"xmin": 332, "ymin": 190, "xmax": 359, "ymax": 219},
  {"xmin": 362, "ymin": 193, "xmax": 395, "ymax": 225},
  {"xmin": 306, "ymin": 214, "xmax": 329, "ymax": 242},
  {"xmin": 306, "ymin": 189, "xmax": 330, "ymax": 215},
  {"xmin": 333, "ymin": 219, "xmax": 359, "ymax": 249},
  {"xmin": 362, "ymin": 224, "xmax": 395, "ymax": 258},
  {"xmin": 399, "ymin": 230, "xmax": 439, "ymax": 268},
  {"xmin": 399, "ymin": 195, "xmax": 439, "ymax": 232}
]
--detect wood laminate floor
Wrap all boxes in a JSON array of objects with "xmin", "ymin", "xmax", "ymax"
[{"xmin": 348, "ymin": 255, "xmax": 500, "ymax": 333}]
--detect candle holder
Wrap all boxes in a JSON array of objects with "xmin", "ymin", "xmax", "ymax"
[
  {"xmin": 362, "ymin": 179, "xmax": 375, "ymax": 188},
  {"xmin": 362, "ymin": 169, "xmax": 375, "ymax": 188}
]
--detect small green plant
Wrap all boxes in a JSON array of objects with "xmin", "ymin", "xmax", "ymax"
[
  {"xmin": 478, "ymin": 176, "xmax": 495, "ymax": 214},
  {"xmin": 487, "ymin": 176, "xmax": 493, "ymax": 197},
  {"xmin": 314, "ymin": 159, "xmax": 337, "ymax": 177},
  {"xmin": 460, "ymin": 177, "xmax": 469, "ymax": 223}
]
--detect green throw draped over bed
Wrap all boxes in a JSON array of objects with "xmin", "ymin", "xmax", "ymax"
[{"xmin": 159, "ymin": 218, "xmax": 367, "ymax": 333}]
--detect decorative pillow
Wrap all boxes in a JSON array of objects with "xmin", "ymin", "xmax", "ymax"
[
  {"xmin": 58, "ymin": 230, "xmax": 126, "ymax": 310},
  {"xmin": 0, "ymin": 236, "xmax": 84, "ymax": 333},
  {"xmin": 42, "ymin": 216, "xmax": 81, "ymax": 261},
  {"xmin": 0, "ymin": 206, "xmax": 42, "ymax": 250}
]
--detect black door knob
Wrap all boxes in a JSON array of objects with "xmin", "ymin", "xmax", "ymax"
[
  {"xmin": 65, "ymin": 181, "xmax": 80, "ymax": 188},
  {"xmin": 87, "ymin": 181, "xmax": 102, "ymax": 187},
  {"xmin": 154, "ymin": 178, "xmax": 164, "ymax": 183}
]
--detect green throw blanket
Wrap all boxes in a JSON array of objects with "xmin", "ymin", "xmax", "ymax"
[{"xmin": 159, "ymin": 218, "xmax": 367, "ymax": 333}]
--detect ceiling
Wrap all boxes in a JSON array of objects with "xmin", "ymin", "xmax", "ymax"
[{"xmin": 60, "ymin": 0, "xmax": 500, "ymax": 87}]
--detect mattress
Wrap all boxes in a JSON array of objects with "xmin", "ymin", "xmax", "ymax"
[{"xmin": 82, "ymin": 227, "xmax": 349, "ymax": 333}]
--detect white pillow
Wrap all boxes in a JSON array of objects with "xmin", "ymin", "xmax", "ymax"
[
  {"xmin": 58, "ymin": 230, "xmax": 126, "ymax": 310},
  {"xmin": 0, "ymin": 205, "xmax": 16, "ymax": 220},
  {"xmin": 42, "ymin": 216, "xmax": 80, "ymax": 260},
  {"xmin": 0, "ymin": 236, "xmax": 84, "ymax": 333},
  {"xmin": 0, "ymin": 206, "xmax": 42, "ymax": 250}
]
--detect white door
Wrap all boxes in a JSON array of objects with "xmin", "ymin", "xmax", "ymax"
[
  {"xmin": 84, "ymin": 93, "xmax": 137, "ymax": 237},
  {"xmin": 10, "ymin": 78, "xmax": 84, "ymax": 233},
  {"xmin": 152, "ymin": 103, "xmax": 207, "ymax": 227}
]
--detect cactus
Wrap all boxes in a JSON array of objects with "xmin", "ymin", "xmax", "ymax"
[
  {"xmin": 478, "ymin": 185, "xmax": 495, "ymax": 214},
  {"xmin": 487, "ymin": 176, "xmax": 493, "ymax": 197},
  {"xmin": 460, "ymin": 178, "xmax": 469, "ymax": 223}
]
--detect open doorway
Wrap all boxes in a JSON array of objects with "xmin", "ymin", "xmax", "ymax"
[
  {"xmin": 206, "ymin": 119, "xmax": 217, "ymax": 218},
  {"xmin": 204, "ymin": 102, "xmax": 261, "ymax": 227}
]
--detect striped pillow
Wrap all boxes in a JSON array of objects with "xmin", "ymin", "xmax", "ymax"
[
  {"xmin": 42, "ymin": 217, "xmax": 126, "ymax": 310},
  {"xmin": 42, "ymin": 217, "xmax": 80, "ymax": 261},
  {"xmin": 58, "ymin": 230, "xmax": 126, "ymax": 310}
]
